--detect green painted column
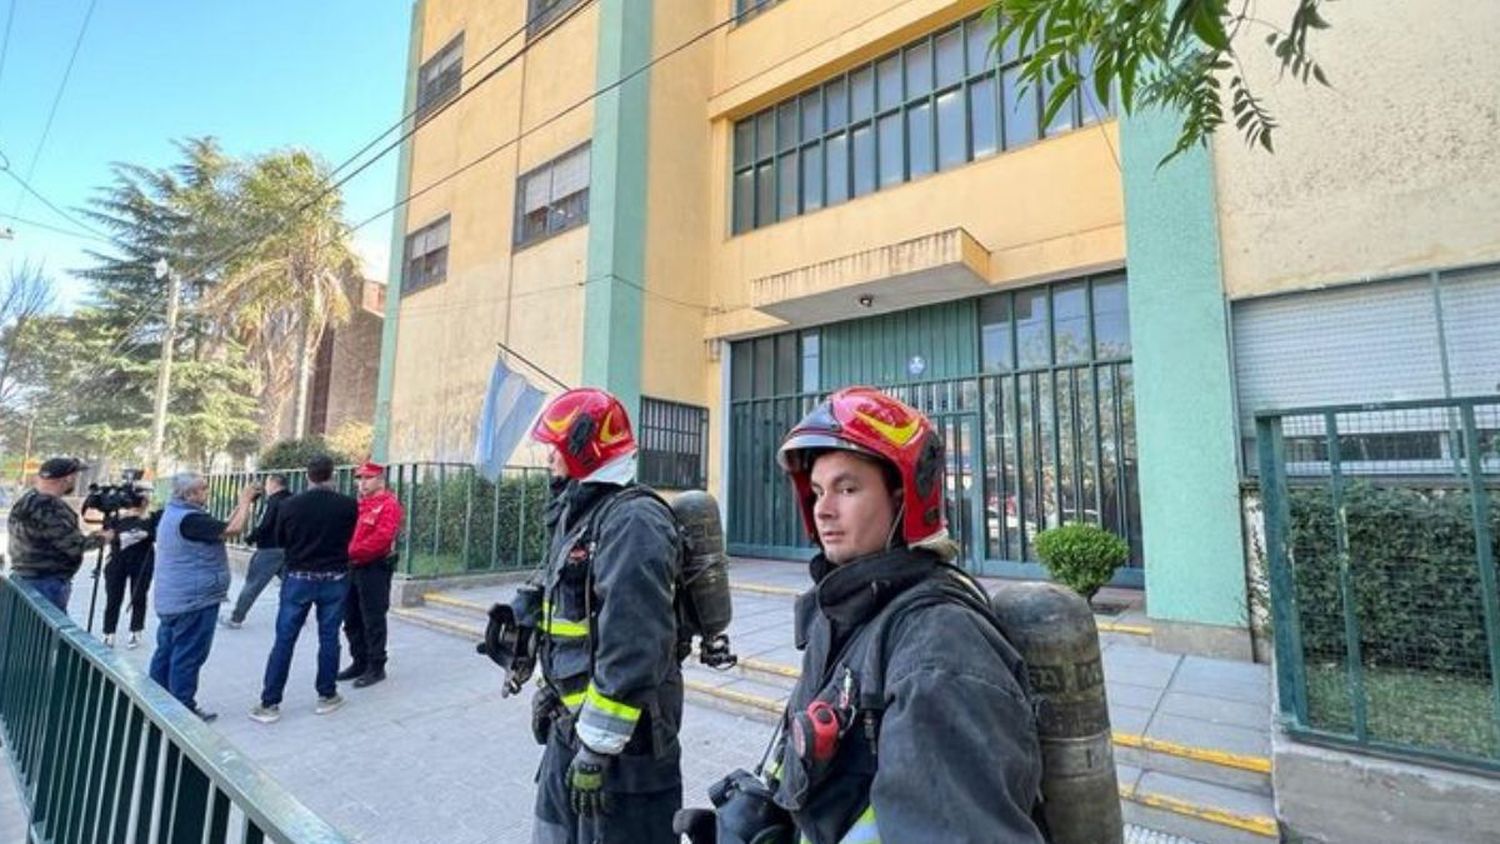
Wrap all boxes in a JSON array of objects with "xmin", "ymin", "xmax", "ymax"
[
  {"xmin": 371, "ymin": 1, "xmax": 423, "ymax": 462},
  {"xmin": 582, "ymin": 0, "xmax": 653, "ymax": 419},
  {"xmin": 1121, "ymin": 109, "xmax": 1250, "ymax": 652}
]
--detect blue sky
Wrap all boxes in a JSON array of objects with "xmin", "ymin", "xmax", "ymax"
[{"xmin": 0, "ymin": 0, "xmax": 412, "ymax": 310}]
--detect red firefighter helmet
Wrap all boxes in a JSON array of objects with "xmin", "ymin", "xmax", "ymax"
[
  {"xmin": 530, "ymin": 388, "xmax": 636, "ymax": 480},
  {"xmin": 777, "ymin": 386, "xmax": 947, "ymax": 548}
]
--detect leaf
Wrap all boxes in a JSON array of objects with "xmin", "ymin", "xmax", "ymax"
[
  {"xmin": 1313, "ymin": 64, "xmax": 1330, "ymax": 86},
  {"xmin": 1040, "ymin": 74, "xmax": 1080, "ymax": 128}
]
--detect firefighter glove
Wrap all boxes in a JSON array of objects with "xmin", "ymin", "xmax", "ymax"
[{"xmin": 568, "ymin": 746, "xmax": 612, "ymax": 817}]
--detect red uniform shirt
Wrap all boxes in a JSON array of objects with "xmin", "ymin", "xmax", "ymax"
[{"xmin": 348, "ymin": 489, "xmax": 404, "ymax": 566}]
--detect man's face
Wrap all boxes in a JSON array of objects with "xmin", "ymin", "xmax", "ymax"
[
  {"xmin": 266, "ymin": 479, "xmax": 284, "ymax": 495},
  {"xmin": 547, "ymin": 448, "xmax": 569, "ymax": 479},
  {"xmin": 808, "ymin": 450, "xmax": 900, "ymax": 565},
  {"xmin": 59, "ymin": 473, "xmax": 77, "ymax": 496},
  {"xmin": 184, "ymin": 482, "xmax": 209, "ymax": 507},
  {"xmin": 356, "ymin": 475, "xmax": 384, "ymax": 497}
]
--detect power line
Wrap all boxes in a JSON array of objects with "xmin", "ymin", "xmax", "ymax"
[
  {"xmin": 11, "ymin": 0, "xmax": 99, "ymax": 216},
  {"xmin": 0, "ymin": 0, "xmax": 17, "ymax": 93},
  {"xmin": 0, "ymin": 163, "xmax": 114, "ymax": 240},
  {"xmin": 0, "ymin": 210, "xmax": 114, "ymax": 243}
]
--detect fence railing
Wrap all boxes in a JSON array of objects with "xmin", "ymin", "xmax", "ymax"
[
  {"xmin": 1257, "ymin": 396, "xmax": 1500, "ymax": 773},
  {"xmin": 203, "ymin": 462, "xmax": 553, "ymax": 579},
  {"xmin": 0, "ymin": 575, "xmax": 346, "ymax": 843}
]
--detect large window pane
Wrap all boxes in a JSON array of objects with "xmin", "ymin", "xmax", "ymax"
[
  {"xmin": 877, "ymin": 55, "xmax": 902, "ymax": 110},
  {"xmin": 778, "ymin": 103, "xmax": 799, "ymax": 151},
  {"xmin": 753, "ymin": 337, "xmax": 775, "ymax": 397},
  {"xmin": 1016, "ymin": 288, "xmax": 1050, "ymax": 368},
  {"xmin": 801, "ymin": 91, "xmax": 823, "ymax": 140},
  {"xmin": 734, "ymin": 120, "xmax": 754, "ymax": 168},
  {"xmin": 1079, "ymin": 45, "xmax": 1105, "ymax": 123},
  {"xmin": 851, "ymin": 67, "xmax": 875, "ymax": 120},
  {"xmin": 756, "ymin": 111, "xmax": 775, "ymax": 159},
  {"xmin": 778, "ymin": 151, "xmax": 799, "ymax": 220},
  {"xmin": 825, "ymin": 78, "xmax": 848, "ymax": 129},
  {"xmin": 1053, "ymin": 282, "xmax": 1089, "ymax": 363},
  {"xmin": 970, "ymin": 76, "xmax": 998, "ymax": 158},
  {"xmin": 775, "ymin": 332, "xmax": 799, "ymax": 394},
  {"xmin": 733, "ymin": 169, "xmax": 754, "ymax": 233},
  {"xmin": 906, "ymin": 42, "xmax": 932, "ymax": 98},
  {"xmin": 802, "ymin": 143, "xmax": 824, "ymax": 212},
  {"xmin": 1092, "ymin": 275, "xmax": 1131, "ymax": 357},
  {"xmin": 755, "ymin": 162, "xmax": 775, "ymax": 226},
  {"xmin": 801, "ymin": 332, "xmax": 821, "ymax": 392},
  {"xmin": 967, "ymin": 16, "xmax": 997, "ymax": 73},
  {"xmin": 936, "ymin": 88, "xmax": 966, "ymax": 169},
  {"xmin": 825, "ymin": 132, "xmax": 849, "ymax": 206},
  {"xmin": 1042, "ymin": 76, "xmax": 1076, "ymax": 136},
  {"xmin": 852, "ymin": 124, "xmax": 876, "ymax": 196},
  {"xmin": 980, "ymin": 294, "xmax": 1015, "ymax": 372},
  {"xmin": 1003, "ymin": 66, "xmax": 1038, "ymax": 147},
  {"xmin": 936, "ymin": 26, "xmax": 964, "ymax": 87},
  {"xmin": 731, "ymin": 339, "xmax": 753, "ymax": 400},
  {"xmin": 908, "ymin": 101, "xmax": 934, "ymax": 178},
  {"xmin": 877, "ymin": 114, "xmax": 904, "ymax": 187}
]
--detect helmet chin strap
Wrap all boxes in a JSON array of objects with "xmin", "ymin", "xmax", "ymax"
[{"xmin": 884, "ymin": 501, "xmax": 906, "ymax": 552}]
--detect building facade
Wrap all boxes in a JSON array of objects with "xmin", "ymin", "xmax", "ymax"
[{"xmin": 374, "ymin": 0, "xmax": 1500, "ymax": 657}]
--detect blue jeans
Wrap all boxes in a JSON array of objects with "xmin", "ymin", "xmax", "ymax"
[
  {"xmin": 230, "ymin": 548, "xmax": 285, "ymax": 623},
  {"xmin": 149, "ymin": 604, "xmax": 218, "ymax": 712},
  {"xmin": 16, "ymin": 574, "xmax": 72, "ymax": 613},
  {"xmin": 260, "ymin": 575, "xmax": 346, "ymax": 706}
]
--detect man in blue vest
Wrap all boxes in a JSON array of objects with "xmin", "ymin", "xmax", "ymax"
[{"xmin": 150, "ymin": 472, "xmax": 258, "ymax": 722}]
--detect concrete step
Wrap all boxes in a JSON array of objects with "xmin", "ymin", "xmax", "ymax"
[{"xmin": 1120, "ymin": 770, "xmax": 1278, "ymax": 844}]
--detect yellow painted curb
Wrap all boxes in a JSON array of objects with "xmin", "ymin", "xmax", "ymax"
[
  {"xmin": 1112, "ymin": 732, "xmax": 1272, "ymax": 774},
  {"xmin": 423, "ymin": 592, "xmax": 489, "ymax": 614},
  {"xmin": 391, "ymin": 607, "xmax": 483, "ymax": 639},
  {"xmin": 684, "ymin": 680, "xmax": 785, "ymax": 714},
  {"xmin": 1097, "ymin": 621, "xmax": 1153, "ymax": 637},
  {"xmin": 1119, "ymin": 783, "xmax": 1278, "ymax": 838},
  {"xmin": 738, "ymin": 657, "xmax": 801, "ymax": 680},
  {"xmin": 730, "ymin": 582, "xmax": 802, "ymax": 598}
]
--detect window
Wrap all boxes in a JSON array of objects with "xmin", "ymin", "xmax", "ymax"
[
  {"xmin": 638, "ymin": 398, "xmax": 709, "ymax": 491},
  {"xmin": 728, "ymin": 14, "xmax": 1114, "ymax": 234},
  {"xmin": 980, "ymin": 274, "xmax": 1133, "ymax": 372},
  {"xmin": 514, "ymin": 145, "xmax": 591, "ymax": 248},
  {"xmin": 528, "ymin": 0, "xmax": 586, "ymax": 38},
  {"xmin": 402, "ymin": 216, "xmax": 451, "ymax": 296},
  {"xmin": 416, "ymin": 34, "xmax": 463, "ymax": 120},
  {"xmin": 734, "ymin": 0, "xmax": 786, "ymax": 23}
]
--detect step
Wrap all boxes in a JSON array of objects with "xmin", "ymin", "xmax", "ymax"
[{"xmin": 1120, "ymin": 770, "xmax": 1278, "ymax": 843}]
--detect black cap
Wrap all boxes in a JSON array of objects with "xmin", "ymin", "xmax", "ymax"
[{"xmin": 38, "ymin": 457, "xmax": 86, "ymax": 479}]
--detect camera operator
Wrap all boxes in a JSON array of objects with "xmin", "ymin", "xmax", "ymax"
[
  {"xmin": 6, "ymin": 457, "xmax": 114, "ymax": 612},
  {"xmin": 101, "ymin": 491, "xmax": 158, "ymax": 649}
]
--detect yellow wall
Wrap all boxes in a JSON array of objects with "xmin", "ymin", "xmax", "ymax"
[
  {"xmin": 1212, "ymin": 0, "xmax": 1500, "ymax": 300},
  {"xmin": 389, "ymin": 2, "xmax": 600, "ymax": 461}
]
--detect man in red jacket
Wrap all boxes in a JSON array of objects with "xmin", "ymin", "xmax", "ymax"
[{"xmin": 339, "ymin": 461, "xmax": 404, "ymax": 688}]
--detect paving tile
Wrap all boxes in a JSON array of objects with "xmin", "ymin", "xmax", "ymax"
[
  {"xmin": 1145, "ymin": 713, "xmax": 1271, "ymax": 758},
  {"xmin": 1110, "ymin": 704, "xmax": 1155, "ymax": 734},
  {"xmin": 1108, "ymin": 681, "xmax": 1166, "ymax": 712},
  {"xmin": 1134, "ymin": 770, "xmax": 1274, "ymax": 819},
  {"xmin": 1156, "ymin": 691, "xmax": 1268, "ymax": 732},
  {"xmin": 1115, "ymin": 762, "xmax": 1145, "ymax": 791}
]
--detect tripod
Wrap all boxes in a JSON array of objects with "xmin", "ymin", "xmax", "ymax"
[{"xmin": 85, "ymin": 543, "xmax": 107, "ymax": 634}]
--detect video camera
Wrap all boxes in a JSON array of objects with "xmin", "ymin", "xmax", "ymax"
[{"xmin": 82, "ymin": 469, "xmax": 150, "ymax": 520}]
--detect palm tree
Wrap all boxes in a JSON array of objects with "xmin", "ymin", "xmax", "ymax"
[{"xmin": 207, "ymin": 150, "xmax": 354, "ymax": 441}]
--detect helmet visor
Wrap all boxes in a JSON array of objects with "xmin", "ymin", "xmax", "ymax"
[{"xmin": 776, "ymin": 432, "xmax": 878, "ymax": 471}]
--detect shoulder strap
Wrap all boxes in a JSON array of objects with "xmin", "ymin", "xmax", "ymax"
[{"xmin": 581, "ymin": 483, "xmax": 676, "ymax": 551}]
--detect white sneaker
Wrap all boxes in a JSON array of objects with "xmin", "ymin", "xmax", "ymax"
[
  {"xmin": 102, "ymin": 634, "xmax": 115, "ymax": 648},
  {"xmin": 314, "ymin": 694, "xmax": 345, "ymax": 715},
  {"xmin": 249, "ymin": 704, "xmax": 281, "ymax": 724},
  {"xmin": 126, "ymin": 632, "xmax": 141, "ymax": 649}
]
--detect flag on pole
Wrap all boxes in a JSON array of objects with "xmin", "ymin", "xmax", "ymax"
[{"xmin": 473, "ymin": 356, "xmax": 546, "ymax": 482}]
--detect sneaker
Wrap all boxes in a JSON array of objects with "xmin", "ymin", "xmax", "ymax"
[
  {"xmin": 190, "ymin": 707, "xmax": 218, "ymax": 723},
  {"xmin": 248, "ymin": 704, "xmax": 281, "ymax": 724},
  {"xmin": 315, "ymin": 694, "xmax": 345, "ymax": 715},
  {"xmin": 102, "ymin": 634, "xmax": 115, "ymax": 648},
  {"xmin": 352, "ymin": 668, "xmax": 387, "ymax": 689},
  {"xmin": 126, "ymin": 632, "xmax": 141, "ymax": 649},
  {"xmin": 218, "ymin": 615, "xmax": 242, "ymax": 629},
  {"xmin": 335, "ymin": 664, "xmax": 367, "ymax": 682}
]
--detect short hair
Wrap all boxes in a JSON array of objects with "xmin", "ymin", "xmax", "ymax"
[
  {"xmin": 306, "ymin": 455, "xmax": 335, "ymax": 483},
  {"xmin": 266, "ymin": 473, "xmax": 289, "ymax": 488},
  {"xmin": 171, "ymin": 472, "xmax": 206, "ymax": 500}
]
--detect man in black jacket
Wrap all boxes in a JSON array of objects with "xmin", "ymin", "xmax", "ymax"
[
  {"xmin": 249, "ymin": 457, "xmax": 357, "ymax": 723},
  {"xmin": 222, "ymin": 473, "xmax": 290, "ymax": 628}
]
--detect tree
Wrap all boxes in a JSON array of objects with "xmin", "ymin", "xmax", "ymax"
[
  {"xmin": 993, "ymin": 0, "xmax": 1334, "ymax": 162},
  {"xmin": 206, "ymin": 150, "xmax": 354, "ymax": 442},
  {"xmin": 0, "ymin": 262, "xmax": 56, "ymax": 423}
]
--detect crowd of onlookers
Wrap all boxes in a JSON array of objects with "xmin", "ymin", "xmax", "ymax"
[{"xmin": 3, "ymin": 454, "xmax": 403, "ymax": 724}]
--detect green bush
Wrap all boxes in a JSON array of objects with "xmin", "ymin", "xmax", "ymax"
[
  {"xmin": 258, "ymin": 437, "xmax": 351, "ymax": 471},
  {"xmin": 1034, "ymin": 522, "xmax": 1129, "ymax": 601},
  {"xmin": 400, "ymin": 470, "xmax": 552, "ymax": 576},
  {"xmin": 1288, "ymin": 482, "xmax": 1500, "ymax": 675}
]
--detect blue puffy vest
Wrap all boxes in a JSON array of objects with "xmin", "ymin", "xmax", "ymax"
[{"xmin": 154, "ymin": 499, "xmax": 230, "ymax": 617}]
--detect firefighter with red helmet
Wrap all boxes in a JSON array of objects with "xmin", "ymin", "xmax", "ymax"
[
  {"xmin": 525, "ymin": 388, "xmax": 684, "ymax": 844},
  {"xmin": 680, "ymin": 386, "xmax": 1045, "ymax": 843}
]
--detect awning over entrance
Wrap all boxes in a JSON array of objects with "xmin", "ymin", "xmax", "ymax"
[{"xmin": 750, "ymin": 227, "xmax": 992, "ymax": 326}]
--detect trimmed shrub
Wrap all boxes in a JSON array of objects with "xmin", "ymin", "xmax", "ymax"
[
  {"xmin": 1034, "ymin": 522, "xmax": 1130, "ymax": 601},
  {"xmin": 258, "ymin": 437, "xmax": 351, "ymax": 471}
]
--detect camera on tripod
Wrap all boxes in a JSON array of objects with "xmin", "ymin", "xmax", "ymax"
[{"xmin": 83, "ymin": 469, "xmax": 150, "ymax": 522}]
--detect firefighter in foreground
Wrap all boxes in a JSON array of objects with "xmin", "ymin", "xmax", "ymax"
[
  {"xmin": 681, "ymin": 386, "xmax": 1046, "ymax": 843},
  {"xmin": 524, "ymin": 388, "xmax": 684, "ymax": 844}
]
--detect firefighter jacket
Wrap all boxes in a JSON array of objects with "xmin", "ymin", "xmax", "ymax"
[
  {"xmin": 770, "ymin": 548, "xmax": 1046, "ymax": 844},
  {"xmin": 7, "ymin": 489, "xmax": 106, "ymax": 578},
  {"xmin": 536, "ymin": 480, "xmax": 684, "ymax": 792}
]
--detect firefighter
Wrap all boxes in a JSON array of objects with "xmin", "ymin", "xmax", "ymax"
[
  {"xmin": 760, "ymin": 386, "xmax": 1045, "ymax": 842},
  {"xmin": 525, "ymin": 387, "xmax": 684, "ymax": 844}
]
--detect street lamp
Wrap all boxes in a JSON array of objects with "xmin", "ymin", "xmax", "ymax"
[{"xmin": 147, "ymin": 258, "xmax": 182, "ymax": 478}]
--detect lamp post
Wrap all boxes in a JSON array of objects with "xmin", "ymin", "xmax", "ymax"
[{"xmin": 146, "ymin": 258, "xmax": 182, "ymax": 478}]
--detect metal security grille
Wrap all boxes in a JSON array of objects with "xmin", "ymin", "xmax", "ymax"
[
  {"xmin": 1258, "ymin": 397, "xmax": 1500, "ymax": 773},
  {"xmin": 638, "ymin": 397, "xmax": 710, "ymax": 491}
]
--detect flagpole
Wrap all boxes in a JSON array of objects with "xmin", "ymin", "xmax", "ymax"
[{"xmin": 495, "ymin": 340, "xmax": 571, "ymax": 391}]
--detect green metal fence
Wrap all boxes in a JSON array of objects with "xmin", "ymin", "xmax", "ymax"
[
  {"xmin": 1258, "ymin": 396, "xmax": 1500, "ymax": 773},
  {"xmin": 0, "ymin": 575, "xmax": 346, "ymax": 843},
  {"xmin": 201, "ymin": 462, "xmax": 553, "ymax": 579}
]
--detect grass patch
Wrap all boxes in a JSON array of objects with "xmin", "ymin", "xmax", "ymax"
[{"xmin": 1304, "ymin": 662, "xmax": 1500, "ymax": 759}]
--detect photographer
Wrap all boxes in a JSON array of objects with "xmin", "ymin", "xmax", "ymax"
[
  {"xmin": 101, "ymin": 494, "xmax": 158, "ymax": 649},
  {"xmin": 222, "ymin": 473, "xmax": 291, "ymax": 628},
  {"xmin": 6, "ymin": 457, "xmax": 113, "ymax": 612}
]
